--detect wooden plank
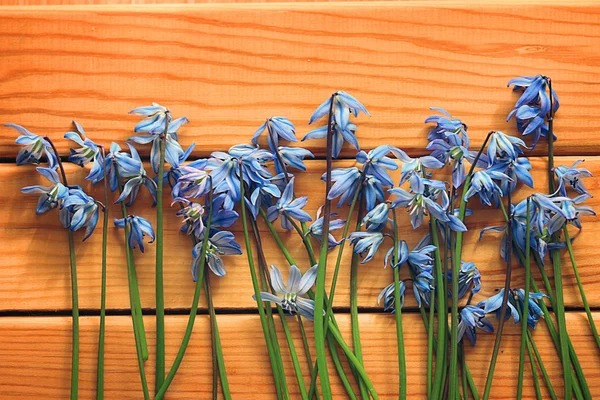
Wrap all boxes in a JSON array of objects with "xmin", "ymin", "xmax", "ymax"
[
  {"xmin": 1, "ymin": 156, "xmax": 599, "ymax": 311},
  {"xmin": 1, "ymin": 2, "xmax": 600, "ymax": 158},
  {"xmin": 0, "ymin": 312, "xmax": 598, "ymax": 399}
]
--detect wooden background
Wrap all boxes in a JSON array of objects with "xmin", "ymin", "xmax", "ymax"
[{"xmin": 1, "ymin": 0, "xmax": 600, "ymax": 398}]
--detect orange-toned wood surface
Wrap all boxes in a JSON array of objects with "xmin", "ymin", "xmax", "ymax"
[{"xmin": 1, "ymin": 1, "xmax": 600, "ymax": 398}]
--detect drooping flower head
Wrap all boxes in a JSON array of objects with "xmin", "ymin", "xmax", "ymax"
[
  {"xmin": 62, "ymin": 187, "xmax": 100, "ymax": 241},
  {"xmin": 64, "ymin": 121, "xmax": 104, "ymax": 184},
  {"xmin": 348, "ymin": 231, "xmax": 385, "ymax": 264},
  {"xmin": 267, "ymin": 177, "xmax": 312, "ymax": 230},
  {"xmin": 254, "ymin": 265, "xmax": 318, "ymax": 320},
  {"xmin": 252, "ymin": 117, "xmax": 297, "ymax": 151},
  {"xmin": 554, "ymin": 160, "xmax": 593, "ymax": 197},
  {"xmin": 112, "ymin": 143, "xmax": 157, "ymax": 206},
  {"xmin": 21, "ymin": 166, "xmax": 69, "ymax": 215},
  {"xmin": 378, "ymin": 281, "xmax": 406, "ymax": 313},
  {"xmin": 176, "ymin": 201, "xmax": 206, "ymax": 239},
  {"xmin": 114, "ymin": 215, "xmax": 155, "ymax": 253},
  {"xmin": 191, "ymin": 230, "xmax": 242, "ymax": 279},
  {"xmin": 458, "ymin": 305, "xmax": 494, "ymax": 346},
  {"xmin": 306, "ymin": 206, "xmax": 345, "ymax": 249},
  {"xmin": 7, "ymin": 123, "xmax": 58, "ymax": 168}
]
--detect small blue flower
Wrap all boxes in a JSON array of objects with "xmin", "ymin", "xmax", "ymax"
[
  {"xmin": 113, "ymin": 143, "xmax": 158, "ymax": 206},
  {"xmin": 447, "ymin": 261, "xmax": 481, "ymax": 299},
  {"xmin": 129, "ymin": 103, "xmax": 190, "ymax": 173},
  {"xmin": 547, "ymin": 194, "xmax": 596, "ymax": 235},
  {"xmin": 114, "ymin": 215, "xmax": 155, "ymax": 253},
  {"xmin": 477, "ymin": 289, "xmax": 519, "ymax": 323},
  {"xmin": 275, "ymin": 147, "xmax": 314, "ymax": 175},
  {"xmin": 325, "ymin": 167, "xmax": 362, "ymax": 208},
  {"xmin": 378, "ymin": 281, "xmax": 406, "ymax": 313},
  {"xmin": 554, "ymin": 160, "xmax": 593, "ymax": 197},
  {"xmin": 105, "ymin": 142, "xmax": 141, "ymax": 192},
  {"xmin": 412, "ymin": 271, "xmax": 434, "ymax": 307},
  {"xmin": 64, "ymin": 121, "xmax": 104, "ymax": 184},
  {"xmin": 252, "ymin": 117, "xmax": 297, "ymax": 151},
  {"xmin": 191, "ymin": 230, "xmax": 242, "ymax": 279},
  {"xmin": 458, "ymin": 306, "xmax": 494, "ymax": 346},
  {"xmin": 361, "ymin": 202, "xmax": 389, "ymax": 231},
  {"xmin": 348, "ymin": 231, "xmax": 385, "ymax": 264},
  {"xmin": 487, "ymin": 157, "xmax": 533, "ymax": 194},
  {"xmin": 303, "ymin": 91, "xmax": 370, "ymax": 158},
  {"xmin": 21, "ymin": 167, "xmax": 69, "ymax": 214},
  {"xmin": 176, "ymin": 201, "xmax": 206, "ymax": 239},
  {"xmin": 163, "ymin": 144, "xmax": 197, "ymax": 188},
  {"xmin": 306, "ymin": 207, "xmax": 346, "ymax": 249},
  {"xmin": 425, "ymin": 108, "xmax": 469, "ymax": 143},
  {"xmin": 267, "ymin": 177, "xmax": 312, "ymax": 230},
  {"xmin": 487, "ymin": 131, "xmax": 527, "ymax": 167},
  {"xmin": 463, "ymin": 170, "xmax": 506, "ymax": 207},
  {"xmin": 390, "ymin": 147, "xmax": 445, "ymax": 186},
  {"xmin": 254, "ymin": 265, "xmax": 318, "ymax": 320},
  {"xmin": 356, "ymin": 145, "xmax": 398, "ymax": 187},
  {"xmin": 7, "ymin": 123, "xmax": 58, "ymax": 168},
  {"xmin": 426, "ymin": 138, "xmax": 470, "ymax": 188},
  {"xmin": 62, "ymin": 188, "xmax": 99, "ymax": 241},
  {"xmin": 383, "ymin": 240, "xmax": 409, "ymax": 269},
  {"xmin": 173, "ymin": 165, "xmax": 211, "ymax": 201},
  {"xmin": 247, "ymin": 180, "xmax": 281, "ymax": 219},
  {"xmin": 514, "ymin": 289, "xmax": 547, "ymax": 329}
]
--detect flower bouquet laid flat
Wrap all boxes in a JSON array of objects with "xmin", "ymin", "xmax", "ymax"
[{"xmin": 9, "ymin": 75, "xmax": 599, "ymax": 399}]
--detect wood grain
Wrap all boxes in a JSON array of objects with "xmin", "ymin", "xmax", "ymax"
[
  {"xmin": 0, "ymin": 312, "xmax": 598, "ymax": 399},
  {"xmin": 1, "ymin": 2, "xmax": 600, "ymax": 158},
  {"xmin": 1, "ymin": 156, "xmax": 599, "ymax": 311}
]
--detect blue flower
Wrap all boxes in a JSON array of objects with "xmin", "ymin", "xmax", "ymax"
[
  {"xmin": 361, "ymin": 202, "xmax": 389, "ymax": 231},
  {"xmin": 530, "ymin": 193, "xmax": 570, "ymax": 233},
  {"xmin": 267, "ymin": 177, "xmax": 312, "ymax": 230},
  {"xmin": 383, "ymin": 240, "xmax": 409, "ymax": 269},
  {"xmin": 325, "ymin": 167, "xmax": 362, "ymax": 208},
  {"xmin": 114, "ymin": 215, "xmax": 155, "ymax": 253},
  {"xmin": 105, "ymin": 142, "xmax": 141, "ymax": 192},
  {"xmin": 64, "ymin": 121, "xmax": 104, "ymax": 184},
  {"xmin": 426, "ymin": 138, "xmax": 470, "ymax": 188},
  {"xmin": 21, "ymin": 167, "xmax": 69, "ymax": 214},
  {"xmin": 62, "ymin": 188, "xmax": 99, "ymax": 241},
  {"xmin": 252, "ymin": 117, "xmax": 297, "ymax": 151},
  {"xmin": 163, "ymin": 144, "xmax": 197, "ymax": 188},
  {"xmin": 247, "ymin": 180, "xmax": 281, "ymax": 219},
  {"xmin": 275, "ymin": 146, "xmax": 314, "ymax": 175},
  {"xmin": 173, "ymin": 165, "xmax": 211, "ymax": 201},
  {"xmin": 113, "ymin": 143, "xmax": 158, "ymax": 206},
  {"xmin": 425, "ymin": 107, "xmax": 469, "ymax": 147},
  {"xmin": 458, "ymin": 306, "xmax": 494, "ymax": 346},
  {"xmin": 463, "ymin": 170, "xmax": 505, "ymax": 207},
  {"xmin": 412, "ymin": 271, "xmax": 434, "ymax": 307},
  {"xmin": 378, "ymin": 281, "xmax": 406, "ymax": 313},
  {"xmin": 449, "ymin": 261, "xmax": 481, "ymax": 299},
  {"xmin": 191, "ymin": 230, "xmax": 242, "ymax": 279},
  {"xmin": 356, "ymin": 145, "xmax": 398, "ymax": 187},
  {"xmin": 129, "ymin": 103, "xmax": 190, "ymax": 173},
  {"xmin": 363, "ymin": 175, "xmax": 386, "ymax": 212},
  {"xmin": 254, "ymin": 265, "xmax": 318, "ymax": 320},
  {"xmin": 477, "ymin": 289, "xmax": 519, "ymax": 323},
  {"xmin": 547, "ymin": 194, "xmax": 596, "ymax": 235},
  {"xmin": 348, "ymin": 231, "xmax": 385, "ymax": 263},
  {"xmin": 554, "ymin": 160, "xmax": 593, "ymax": 197},
  {"xmin": 203, "ymin": 195, "xmax": 239, "ymax": 229},
  {"xmin": 176, "ymin": 201, "xmax": 206, "ymax": 239},
  {"xmin": 306, "ymin": 207, "xmax": 346, "ymax": 249},
  {"xmin": 390, "ymin": 147, "xmax": 445, "ymax": 186},
  {"xmin": 514, "ymin": 289, "xmax": 547, "ymax": 329},
  {"xmin": 7, "ymin": 123, "xmax": 58, "ymax": 168},
  {"xmin": 487, "ymin": 157, "xmax": 533, "ymax": 194},
  {"xmin": 303, "ymin": 91, "xmax": 370, "ymax": 158},
  {"xmin": 487, "ymin": 131, "xmax": 527, "ymax": 167}
]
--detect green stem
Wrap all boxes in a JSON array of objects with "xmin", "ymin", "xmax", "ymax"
[
  {"xmin": 314, "ymin": 94, "xmax": 338, "ymax": 400},
  {"xmin": 239, "ymin": 165, "xmax": 287, "ymax": 398},
  {"xmin": 155, "ymin": 182, "xmax": 214, "ymax": 400},
  {"xmin": 427, "ymin": 278, "xmax": 435, "ymax": 398},
  {"xmin": 206, "ymin": 275, "xmax": 218, "ymax": 400},
  {"xmin": 391, "ymin": 209, "xmax": 406, "ymax": 400},
  {"xmin": 47, "ymin": 138, "xmax": 79, "ymax": 400},
  {"xmin": 155, "ymin": 119, "xmax": 169, "ymax": 391},
  {"xmin": 278, "ymin": 310, "xmax": 308, "ymax": 400},
  {"xmin": 563, "ymin": 227, "xmax": 600, "ymax": 349},
  {"xmin": 460, "ymin": 343, "xmax": 468, "ymax": 400},
  {"xmin": 517, "ymin": 199, "xmax": 531, "ymax": 400},
  {"xmin": 430, "ymin": 217, "xmax": 446, "ymax": 400},
  {"xmin": 96, "ymin": 147, "xmax": 109, "ymax": 400},
  {"xmin": 528, "ymin": 329, "xmax": 556, "ymax": 400},
  {"xmin": 526, "ymin": 338, "xmax": 543, "ymax": 400}
]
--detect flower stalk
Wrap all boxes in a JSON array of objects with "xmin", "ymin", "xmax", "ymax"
[
  {"xmin": 391, "ymin": 208, "xmax": 406, "ymax": 400},
  {"xmin": 516, "ymin": 198, "xmax": 532, "ymax": 400},
  {"xmin": 96, "ymin": 146, "xmax": 109, "ymax": 400}
]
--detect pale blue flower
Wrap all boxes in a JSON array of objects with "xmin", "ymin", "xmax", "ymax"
[
  {"xmin": 514, "ymin": 289, "xmax": 547, "ymax": 329},
  {"xmin": 413, "ymin": 271, "xmax": 434, "ymax": 307},
  {"xmin": 252, "ymin": 117, "xmax": 297, "ymax": 151},
  {"xmin": 463, "ymin": 170, "xmax": 506, "ymax": 207},
  {"xmin": 378, "ymin": 281, "xmax": 406, "ymax": 313},
  {"xmin": 487, "ymin": 157, "xmax": 533, "ymax": 194},
  {"xmin": 275, "ymin": 147, "xmax": 314, "ymax": 174},
  {"xmin": 162, "ymin": 144, "xmax": 197, "ymax": 188},
  {"xmin": 267, "ymin": 177, "xmax": 312, "ymax": 230},
  {"xmin": 425, "ymin": 107, "xmax": 469, "ymax": 147},
  {"xmin": 478, "ymin": 289, "xmax": 519, "ymax": 323},
  {"xmin": 176, "ymin": 201, "xmax": 206, "ymax": 239},
  {"xmin": 487, "ymin": 131, "xmax": 527, "ymax": 167},
  {"xmin": 325, "ymin": 167, "xmax": 362, "ymax": 207},
  {"xmin": 348, "ymin": 231, "xmax": 385, "ymax": 263},
  {"xmin": 64, "ymin": 121, "xmax": 104, "ymax": 184},
  {"xmin": 554, "ymin": 160, "xmax": 593, "ymax": 197},
  {"xmin": 254, "ymin": 265, "xmax": 318, "ymax": 320},
  {"xmin": 306, "ymin": 207, "xmax": 345, "ymax": 249},
  {"xmin": 448, "ymin": 261, "xmax": 481, "ymax": 299},
  {"xmin": 62, "ymin": 188, "xmax": 99, "ymax": 241},
  {"xmin": 390, "ymin": 147, "xmax": 445, "ymax": 186},
  {"xmin": 105, "ymin": 142, "xmax": 142, "ymax": 192},
  {"xmin": 114, "ymin": 215, "xmax": 155, "ymax": 252},
  {"xmin": 383, "ymin": 240, "xmax": 410, "ymax": 269},
  {"xmin": 113, "ymin": 143, "xmax": 158, "ymax": 206},
  {"xmin": 363, "ymin": 175, "xmax": 386, "ymax": 212},
  {"xmin": 21, "ymin": 167, "xmax": 69, "ymax": 214},
  {"xmin": 458, "ymin": 306, "xmax": 494, "ymax": 346},
  {"xmin": 7, "ymin": 123, "xmax": 58, "ymax": 168},
  {"xmin": 361, "ymin": 202, "xmax": 389, "ymax": 231},
  {"xmin": 191, "ymin": 230, "xmax": 242, "ymax": 279},
  {"xmin": 248, "ymin": 180, "xmax": 281, "ymax": 219},
  {"xmin": 173, "ymin": 165, "xmax": 211, "ymax": 200},
  {"xmin": 356, "ymin": 145, "xmax": 398, "ymax": 187},
  {"xmin": 427, "ymin": 138, "xmax": 470, "ymax": 188},
  {"xmin": 547, "ymin": 194, "xmax": 595, "ymax": 235}
]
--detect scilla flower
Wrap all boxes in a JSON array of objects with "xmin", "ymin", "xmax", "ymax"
[
  {"xmin": 413, "ymin": 271, "xmax": 434, "ymax": 307},
  {"xmin": 175, "ymin": 201, "xmax": 206, "ymax": 239},
  {"xmin": 378, "ymin": 281, "xmax": 406, "ymax": 313},
  {"xmin": 113, "ymin": 143, "xmax": 158, "ymax": 206},
  {"xmin": 514, "ymin": 289, "xmax": 547, "ymax": 329},
  {"xmin": 303, "ymin": 91, "xmax": 370, "ymax": 158},
  {"xmin": 191, "ymin": 231, "xmax": 242, "ymax": 279},
  {"xmin": 274, "ymin": 146, "xmax": 314, "ymax": 175},
  {"xmin": 458, "ymin": 306, "xmax": 494, "ymax": 345},
  {"xmin": 447, "ymin": 261, "xmax": 481, "ymax": 299},
  {"xmin": 348, "ymin": 231, "xmax": 385, "ymax": 263},
  {"xmin": 356, "ymin": 145, "xmax": 398, "ymax": 187},
  {"xmin": 325, "ymin": 167, "xmax": 362, "ymax": 207},
  {"xmin": 254, "ymin": 265, "xmax": 318, "ymax": 320},
  {"xmin": 478, "ymin": 289, "xmax": 520, "ymax": 323},
  {"xmin": 507, "ymin": 75, "xmax": 559, "ymax": 118},
  {"xmin": 306, "ymin": 207, "xmax": 345, "ymax": 249},
  {"xmin": 487, "ymin": 131, "xmax": 527, "ymax": 167},
  {"xmin": 114, "ymin": 215, "xmax": 155, "ymax": 253},
  {"xmin": 487, "ymin": 157, "xmax": 533, "ymax": 194},
  {"xmin": 129, "ymin": 103, "xmax": 190, "ymax": 173},
  {"xmin": 267, "ymin": 177, "xmax": 312, "ymax": 230},
  {"xmin": 21, "ymin": 167, "xmax": 68, "ymax": 214},
  {"xmin": 252, "ymin": 117, "xmax": 297, "ymax": 151},
  {"xmin": 361, "ymin": 202, "xmax": 389, "ymax": 231},
  {"xmin": 547, "ymin": 195, "xmax": 596, "ymax": 235},
  {"xmin": 62, "ymin": 188, "xmax": 100, "ymax": 241},
  {"xmin": 390, "ymin": 147, "xmax": 445, "ymax": 186},
  {"xmin": 554, "ymin": 160, "xmax": 593, "ymax": 197},
  {"xmin": 7, "ymin": 123, "xmax": 58, "ymax": 168},
  {"xmin": 173, "ymin": 165, "xmax": 211, "ymax": 200},
  {"xmin": 64, "ymin": 121, "xmax": 104, "ymax": 183},
  {"xmin": 463, "ymin": 170, "xmax": 506, "ymax": 207}
]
